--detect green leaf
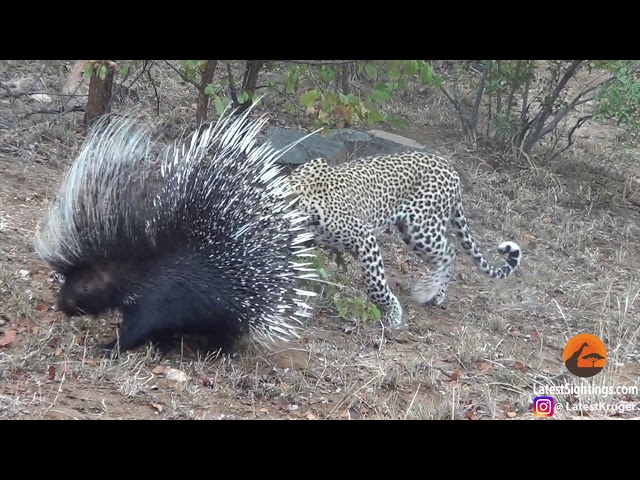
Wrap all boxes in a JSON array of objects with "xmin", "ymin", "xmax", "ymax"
[
  {"xmin": 369, "ymin": 305, "xmax": 381, "ymax": 321},
  {"xmin": 420, "ymin": 65, "xmax": 433, "ymax": 85},
  {"xmin": 364, "ymin": 64, "xmax": 378, "ymax": 79},
  {"xmin": 83, "ymin": 63, "xmax": 92, "ymax": 80},
  {"xmin": 213, "ymin": 96, "xmax": 226, "ymax": 115},
  {"xmin": 403, "ymin": 60, "xmax": 418, "ymax": 76},
  {"xmin": 388, "ymin": 115, "xmax": 411, "ymax": 129},
  {"xmin": 98, "ymin": 65, "xmax": 107, "ymax": 81},
  {"xmin": 237, "ymin": 91, "xmax": 249, "ymax": 104},
  {"xmin": 300, "ymin": 89, "xmax": 319, "ymax": 107},
  {"xmin": 283, "ymin": 100, "xmax": 297, "ymax": 114},
  {"xmin": 120, "ymin": 65, "xmax": 130, "ymax": 80},
  {"xmin": 388, "ymin": 66, "xmax": 401, "ymax": 81},
  {"xmin": 204, "ymin": 84, "xmax": 215, "ymax": 96},
  {"xmin": 320, "ymin": 67, "xmax": 337, "ymax": 84},
  {"xmin": 285, "ymin": 66, "xmax": 300, "ymax": 94},
  {"xmin": 369, "ymin": 84, "xmax": 392, "ymax": 103},
  {"xmin": 367, "ymin": 110, "xmax": 385, "ymax": 125}
]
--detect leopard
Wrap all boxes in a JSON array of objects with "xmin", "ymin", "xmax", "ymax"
[{"xmin": 287, "ymin": 150, "xmax": 522, "ymax": 328}]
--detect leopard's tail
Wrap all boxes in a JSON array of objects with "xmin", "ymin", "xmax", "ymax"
[{"xmin": 450, "ymin": 198, "xmax": 521, "ymax": 279}]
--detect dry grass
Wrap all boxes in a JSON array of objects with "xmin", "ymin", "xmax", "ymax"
[{"xmin": 1, "ymin": 60, "xmax": 639, "ymax": 420}]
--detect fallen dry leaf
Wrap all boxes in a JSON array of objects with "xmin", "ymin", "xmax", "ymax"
[
  {"xmin": 35, "ymin": 304, "xmax": 47, "ymax": 312},
  {"xmin": 521, "ymin": 233, "xmax": 536, "ymax": 247},
  {"xmin": 164, "ymin": 367, "xmax": 188, "ymax": 382},
  {"xmin": 0, "ymin": 329, "xmax": 16, "ymax": 347},
  {"xmin": 152, "ymin": 365, "xmax": 166, "ymax": 374},
  {"xmin": 150, "ymin": 402, "xmax": 163, "ymax": 413},
  {"xmin": 259, "ymin": 408, "xmax": 269, "ymax": 414},
  {"xmin": 5, "ymin": 384, "xmax": 27, "ymax": 394},
  {"xmin": 29, "ymin": 94, "xmax": 53, "ymax": 104},
  {"xmin": 477, "ymin": 360, "xmax": 492, "ymax": 371},
  {"xmin": 339, "ymin": 409, "xmax": 350, "ymax": 418},
  {"xmin": 199, "ymin": 375, "xmax": 214, "ymax": 387},
  {"xmin": 47, "ymin": 365, "xmax": 56, "ymax": 381},
  {"xmin": 465, "ymin": 411, "xmax": 480, "ymax": 420},
  {"xmin": 305, "ymin": 412, "xmax": 318, "ymax": 420},
  {"xmin": 506, "ymin": 411, "xmax": 517, "ymax": 418},
  {"xmin": 400, "ymin": 261, "xmax": 410, "ymax": 274},
  {"xmin": 512, "ymin": 361, "xmax": 525, "ymax": 370},
  {"xmin": 55, "ymin": 346, "xmax": 63, "ymax": 356},
  {"xmin": 530, "ymin": 329, "xmax": 540, "ymax": 341},
  {"xmin": 450, "ymin": 366, "xmax": 461, "ymax": 381}
]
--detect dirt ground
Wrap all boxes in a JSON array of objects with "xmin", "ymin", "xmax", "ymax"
[{"xmin": 1, "ymin": 60, "xmax": 639, "ymax": 420}]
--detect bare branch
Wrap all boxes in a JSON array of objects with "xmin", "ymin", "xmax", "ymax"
[
  {"xmin": 546, "ymin": 114, "xmax": 594, "ymax": 161},
  {"xmin": 23, "ymin": 104, "xmax": 84, "ymax": 119},
  {"xmin": 505, "ymin": 60, "xmax": 523, "ymax": 119},
  {"xmin": 162, "ymin": 60, "xmax": 200, "ymax": 88},
  {"xmin": 269, "ymin": 87, "xmax": 305, "ymax": 112},
  {"xmin": 146, "ymin": 63, "xmax": 161, "ymax": 115},
  {"xmin": 0, "ymin": 89, "xmax": 88, "ymax": 99},
  {"xmin": 535, "ymin": 80, "xmax": 608, "ymax": 140},
  {"xmin": 128, "ymin": 60, "xmax": 150, "ymax": 89},
  {"xmin": 285, "ymin": 60, "xmax": 357, "ymax": 66},
  {"xmin": 523, "ymin": 60, "xmax": 585, "ymax": 154},
  {"xmin": 471, "ymin": 61, "xmax": 490, "ymax": 131},
  {"xmin": 439, "ymin": 83, "xmax": 474, "ymax": 139}
]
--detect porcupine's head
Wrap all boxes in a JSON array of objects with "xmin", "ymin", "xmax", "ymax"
[
  {"xmin": 56, "ymin": 260, "xmax": 143, "ymax": 317},
  {"xmin": 35, "ymin": 113, "xmax": 164, "ymax": 318}
]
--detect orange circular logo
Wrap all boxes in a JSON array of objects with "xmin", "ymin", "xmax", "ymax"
[{"xmin": 562, "ymin": 333, "xmax": 607, "ymax": 378}]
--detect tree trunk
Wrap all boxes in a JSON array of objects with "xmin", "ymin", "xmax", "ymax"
[
  {"xmin": 238, "ymin": 60, "xmax": 264, "ymax": 111},
  {"xmin": 84, "ymin": 60, "xmax": 115, "ymax": 131},
  {"xmin": 340, "ymin": 63, "xmax": 351, "ymax": 95},
  {"xmin": 196, "ymin": 60, "xmax": 218, "ymax": 126}
]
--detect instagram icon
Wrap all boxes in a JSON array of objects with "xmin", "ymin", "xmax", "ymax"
[{"xmin": 533, "ymin": 396, "xmax": 555, "ymax": 417}]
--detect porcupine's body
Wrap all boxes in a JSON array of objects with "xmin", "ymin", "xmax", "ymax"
[{"xmin": 35, "ymin": 106, "xmax": 318, "ymax": 353}]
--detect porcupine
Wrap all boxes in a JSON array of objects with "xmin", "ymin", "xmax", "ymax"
[{"xmin": 34, "ymin": 104, "xmax": 319, "ymax": 353}]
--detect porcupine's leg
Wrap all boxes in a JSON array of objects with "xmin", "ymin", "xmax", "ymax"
[{"xmin": 111, "ymin": 268, "xmax": 247, "ymax": 353}]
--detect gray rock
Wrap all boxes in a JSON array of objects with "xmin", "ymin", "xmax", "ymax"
[
  {"xmin": 366, "ymin": 130, "xmax": 426, "ymax": 150},
  {"xmin": 264, "ymin": 125, "xmax": 435, "ymax": 168},
  {"xmin": 263, "ymin": 126, "xmax": 346, "ymax": 166},
  {"xmin": 327, "ymin": 128, "xmax": 429, "ymax": 161}
]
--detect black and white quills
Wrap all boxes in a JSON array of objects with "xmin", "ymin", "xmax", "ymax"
[{"xmin": 35, "ymin": 106, "xmax": 318, "ymax": 353}]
